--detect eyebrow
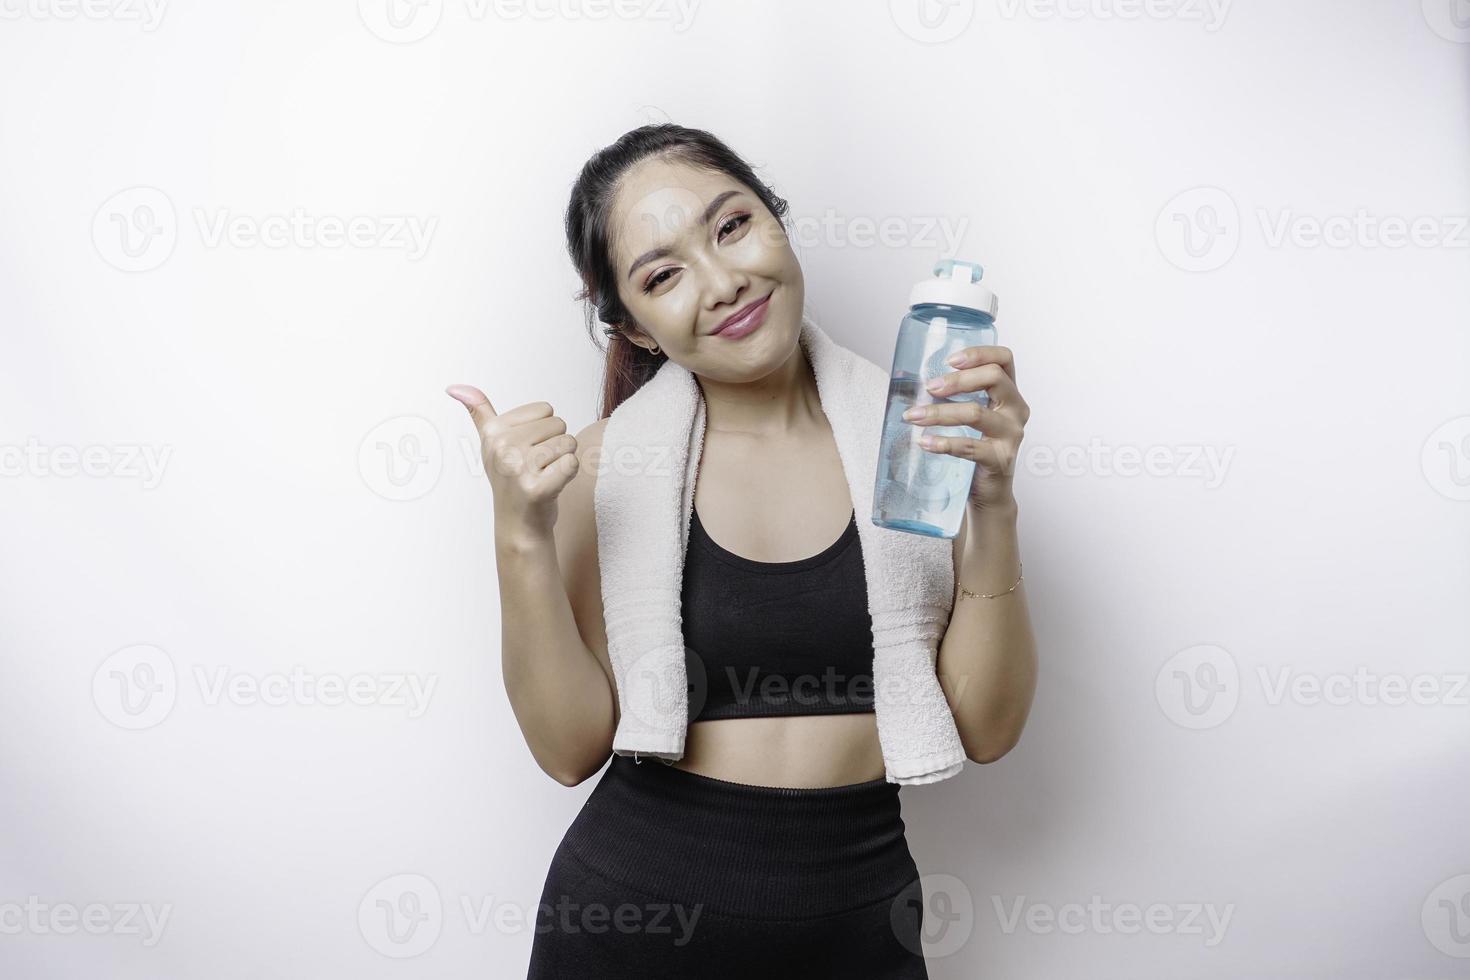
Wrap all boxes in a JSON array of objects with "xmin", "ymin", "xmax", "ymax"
[{"xmin": 625, "ymin": 189, "xmax": 744, "ymax": 281}]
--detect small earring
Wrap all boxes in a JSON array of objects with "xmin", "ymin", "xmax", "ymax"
[{"xmin": 649, "ymin": 344, "xmax": 661, "ymax": 356}]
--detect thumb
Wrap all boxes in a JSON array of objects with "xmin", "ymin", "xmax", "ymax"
[{"xmin": 445, "ymin": 384, "xmax": 497, "ymax": 427}]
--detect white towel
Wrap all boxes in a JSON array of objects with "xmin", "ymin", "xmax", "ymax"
[{"xmin": 594, "ymin": 312, "xmax": 968, "ymax": 786}]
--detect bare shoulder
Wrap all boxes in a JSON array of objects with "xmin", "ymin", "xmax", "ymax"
[{"xmin": 555, "ymin": 417, "xmax": 615, "ymax": 710}]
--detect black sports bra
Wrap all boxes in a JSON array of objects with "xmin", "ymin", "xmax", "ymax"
[{"xmin": 680, "ymin": 506, "xmax": 876, "ymax": 721}]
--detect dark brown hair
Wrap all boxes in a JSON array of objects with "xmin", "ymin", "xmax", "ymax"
[{"xmin": 564, "ymin": 123, "xmax": 790, "ymax": 419}]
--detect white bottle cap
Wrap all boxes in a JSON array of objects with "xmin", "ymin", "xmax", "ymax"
[{"xmin": 908, "ymin": 259, "xmax": 998, "ymax": 318}]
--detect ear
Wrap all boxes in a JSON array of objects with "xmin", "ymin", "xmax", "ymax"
[{"xmin": 621, "ymin": 323, "xmax": 661, "ymax": 355}]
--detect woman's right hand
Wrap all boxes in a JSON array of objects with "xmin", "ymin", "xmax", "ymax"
[{"xmin": 445, "ymin": 384, "xmax": 581, "ymax": 544}]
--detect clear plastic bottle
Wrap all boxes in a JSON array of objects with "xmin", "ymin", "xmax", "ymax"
[{"xmin": 872, "ymin": 258, "xmax": 999, "ymax": 539}]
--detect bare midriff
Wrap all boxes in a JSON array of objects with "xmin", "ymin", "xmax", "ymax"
[{"xmin": 669, "ymin": 713, "xmax": 887, "ymax": 788}]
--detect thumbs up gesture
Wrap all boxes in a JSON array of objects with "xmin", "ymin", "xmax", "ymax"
[{"xmin": 445, "ymin": 385, "xmax": 581, "ymax": 543}]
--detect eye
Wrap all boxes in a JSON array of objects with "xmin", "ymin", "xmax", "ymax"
[
  {"xmin": 641, "ymin": 268, "xmax": 676, "ymax": 294},
  {"xmin": 717, "ymin": 213, "xmax": 751, "ymax": 242}
]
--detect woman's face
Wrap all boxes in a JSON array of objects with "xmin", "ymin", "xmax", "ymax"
[{"xmin": 607, "ymin": 157, "xmax": 805, "ymax": 382}]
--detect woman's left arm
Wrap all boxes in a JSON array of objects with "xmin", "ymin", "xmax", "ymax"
[{"xmin": 903, "ymin": 345, "xmax": 1038, "ymax": 764}]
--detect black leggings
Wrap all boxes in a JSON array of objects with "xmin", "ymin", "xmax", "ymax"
[{"xmin": 526, "ymin": 754, "xmax": 930, "ymax": 978}]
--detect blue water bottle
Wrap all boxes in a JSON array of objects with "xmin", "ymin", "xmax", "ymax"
[{"xmin": 872, "ymin": 258, "xmax": 999, "ymax": 539}]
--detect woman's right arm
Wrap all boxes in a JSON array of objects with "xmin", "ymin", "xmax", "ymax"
[{"xmin": 447, "ymin": 385, "xmax": 617, "ymax": 786}]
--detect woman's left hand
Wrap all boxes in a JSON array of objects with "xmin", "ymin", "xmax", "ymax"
[{"xmin": 902, "ymin": 345, "xmax": 1029, "ymax": 513}]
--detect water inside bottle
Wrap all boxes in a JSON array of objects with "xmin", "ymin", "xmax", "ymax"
[{"xmin": 873, "ymin": 370, "xmax": 983, "ymax": 538}]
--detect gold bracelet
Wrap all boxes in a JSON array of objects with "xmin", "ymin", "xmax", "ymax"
[{"xmin": 958, "ymin": 561, "xmax": 1023, "ymax": 600}]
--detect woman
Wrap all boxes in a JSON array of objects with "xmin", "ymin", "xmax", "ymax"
[{"xmin": 447, "ymin": 124, "xmax": 1037, "ymax": 978}]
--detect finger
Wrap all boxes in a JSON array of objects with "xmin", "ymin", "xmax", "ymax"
[
  {"xmin": 907, "ymin": 402, "xmax": 1021, "ymax": 438},
  {"xmin": 525, "ymin": 432, "xmax": 579, "ymax": 475},
  {"xmin": 526, "ymin": 436, "xmax": 581, "ymax": 495},
  {"xmin": 922, "ymin": 362, "xmax": 1021, "ymax": 407},
  {"xmin": 911, "ymin": 408, "xmax": 1017, "ymax": 443},
  {"xmin": 945, "ymin": 344, "xmax": 1016, "ymax": 383},
  {"xmin": 919, "ymin": 432, "xmax": 1019, "ymax": 477},
  {"xmin": 445, "ymin": 384, "xmax": 498, "ymax": 427},
  {"xmin": 483, "ymin": 416, "xmax": 567, "ymax": 478}
]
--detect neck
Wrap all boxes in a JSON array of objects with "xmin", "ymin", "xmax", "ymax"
[{"xmin": 695, "ymin": 338, "xmax": 823, "ymax": 437}]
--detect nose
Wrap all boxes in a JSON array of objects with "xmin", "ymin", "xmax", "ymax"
[{"xmin": 699, "ymin": 255, "xmax": 749, "ymax": 312}]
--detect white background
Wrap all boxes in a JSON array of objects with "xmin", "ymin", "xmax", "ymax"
[{"xmin": 2, "ymin": 1, "xmax": 1468, "ymax": 976}]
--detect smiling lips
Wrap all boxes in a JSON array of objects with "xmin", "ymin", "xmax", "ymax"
[{"xmin": 712, "ymin": 292, "xmax": 773, "ymax": 339}]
